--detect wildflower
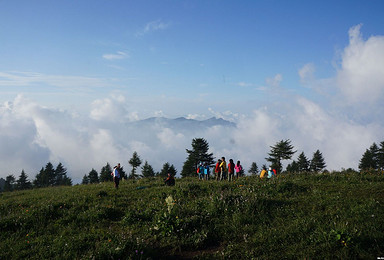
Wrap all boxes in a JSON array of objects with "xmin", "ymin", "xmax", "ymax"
[{"xmin": 165, "ymin": 195, "xmax": 175, "ymax": 213}]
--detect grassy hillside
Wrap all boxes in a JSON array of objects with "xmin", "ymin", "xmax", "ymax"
[{"xmin": 1, "ymin": 171, "xmax": 383, "ymax": 259}]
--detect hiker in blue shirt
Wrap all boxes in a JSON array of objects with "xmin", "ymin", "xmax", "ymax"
[
  {"xmin": 267, "ymin": 167, "xmax": 275, "ymax": 178},
  {"xmin": 204, "ymin": 162, "xmax": 210, "ymax": 180},
  {"xmin": 198, "ymin": 162, "xmax": 205, "ymax": 180},
  {"xmin": 112, "ymin": 165, "xmax": 120, "ymax": 189}
]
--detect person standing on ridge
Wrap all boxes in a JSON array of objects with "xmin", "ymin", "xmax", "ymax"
[
  {"xmin": 215, "ymin": 159, "xmax": 222, "ymax": 181},
  {"xmin": 260, "ymin": 167, "xmax": 267, "ymax": 179},
  {"xmin": 267, "ymin": 167, "xmax": 275, "ymax": 179},
  {"xmin": 204, "ymin": 162, "xmax": 210, "ymax": 180},
  {"xmin": 235, "ymin": 160, "xmax": 243, "ymax": 179},
  {"xmin": 164, "ymin": 173, "xmax": 175, "ymax": 186},
  {"xmin": 220, "ymin": 157, "xmax": 227, "ymax": 181},
  {"xmin": 112, "ymin": 165, "xmax": 120, "ymax": 189},
  {"xmin": 198, "ymin": 162, "xmax": 204, "ymax": 180},
  {"xmin": 228, "ymin": 159, "xmax": 235, "ymax": 181}
]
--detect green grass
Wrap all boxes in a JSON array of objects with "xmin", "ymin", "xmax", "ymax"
[{"xmin": 1, "ymin": 172, "xmax": 383, "ymax": 259}]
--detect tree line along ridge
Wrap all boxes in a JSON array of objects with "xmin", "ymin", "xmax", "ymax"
[{"xmin": 1, "ymin": 138, "xmax": 384, "ymax": 192}]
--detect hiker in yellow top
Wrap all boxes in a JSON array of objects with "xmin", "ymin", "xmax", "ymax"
[
  {"xmin": 219, "ymin": 157, "xmax": 227, "ymax": 181},
  {"xmin": 260, "ymin": 168, "xmax": 267, "ymax": 179}
]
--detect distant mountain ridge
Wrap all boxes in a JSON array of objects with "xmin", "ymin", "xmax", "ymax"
[{"xmin": 134, "ymin": 116, "xmax": 236, "ymax": 130}]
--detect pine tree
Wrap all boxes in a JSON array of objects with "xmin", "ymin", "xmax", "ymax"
[
  {"xmin": 82, "ymin": 174, "xmax": 89, "ymax": 185},
  {"xmin": 141, "ymin": 161, "xmax": 156, "ymax": 178},
  {"xmin": 88, "ymin": 168, "xmax": 99, "ymax": 184},
  {"xmin": 63, "ymin": 176, "xmax": 72, "ymax": 186},
  {"xmin": 169, "ymin": 165, "xmax": 177, "ymax": 176},
  {"xmin": 33, "ymin": 167, "xmax": 45, "ymax": 188},
  {"xmin": 378, "ymin": 141, "xmax": 384, "ymax": 171},
  {"xmin": 248, "ymin": 162, "xmax": 259, "ymax": 175},
  {"xmin": 286, "ymin": 160, "xmax": 299, "ymax": 173},
  {"xmin": 16, "ymin": 170, "xmax": 32, "ymax": 190},
  {"xmin": 4, "ymin": 175, "xmax": 16, "ymax": 192},
  {"xmin": 310, "ymin": 150, "xmax": 327, "ymax": 172},
  {"xmin": 266, "ymin": 139, "xmax": 296, "ymax": 173},
  {"xmin": 100, "ymin": 163, "xmax": 113, "ymax": 182},
  {"xmin": 55, "ymin": 163, "xmax": 72, "ymax": 186},
  {"xmin": 33, "ymin": 162, "xmax": 56, "ymax": 187},
  {"xmin": 0, "ymin": 178, "xmax": 5, "ymax": 192},
  {"xmin": 358, "ymin": 142, "xmax": 384, "ymax": 171},
  {"xmin": 159, "ymin": 162, "xmax": 177, "ymax": 177},
  {"xmin": 369, "ymin": 143, "xmax": 379, "ymax": 169},
  {"xmin": 181, "ymin": 138, "xmax": 215, "ymax": 177},
  {"xmin": 181, "ymin": 158, "xmax": 196, "ymax": 178},
  {"xmin": 359, "ymin": 149, "xmax": 375, "ymax": 170},
  {"xmin": 45, "ymin": 162, "xmax": 56, "ymax": 186},
  {"xmin": 297, "ymin": 152, "xmax": 310, "ymax": 172},
  {"xmin": 129, "ymin": 152, "xmax": 142, "ymax": 179}
]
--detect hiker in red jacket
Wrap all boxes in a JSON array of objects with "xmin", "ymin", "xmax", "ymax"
[
  {"xmin": 228, "ymin": 159, "xmax": 235, "ymax": 181},
  {"xmin": 215, "ymin": 159, "xmax": 222, "ymax": 181}
]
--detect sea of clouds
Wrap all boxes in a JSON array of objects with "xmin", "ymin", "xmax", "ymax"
[{"xmin": 1, "ymin": 24, "xmax": 383, "ymax": 183}]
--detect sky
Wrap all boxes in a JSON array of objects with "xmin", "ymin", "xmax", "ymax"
[{"xmin": 1, "ymin": 0, "xmax": 384, "ymax": 183}]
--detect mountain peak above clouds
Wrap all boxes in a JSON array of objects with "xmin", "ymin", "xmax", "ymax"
[{"xmin": 135, "ymin": 116, "xmax": 236, "ymax": 130}]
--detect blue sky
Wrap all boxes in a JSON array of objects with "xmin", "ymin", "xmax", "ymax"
[
  {"xmin": 1, "ymin": 0, "xmax": 384, "ymax": 181},
  {"xmin": 1, "ymin": 0, "xmax": 382, "ymax": 114}
]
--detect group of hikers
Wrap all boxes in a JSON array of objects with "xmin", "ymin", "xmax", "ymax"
[
  {"xmin": 197, "ymin": 157, "xmax": 244, "ymax": 181},
  {"xmin": 260, "ymin": 167, "xmax": 277, "ymax": 179},
  {"xmin": 110, "ymin": 159, "xmax": 277, "ymax": 189},
  {"xmin": 198, "ymin": 157, "xmax": 277, "ymax": 181}
]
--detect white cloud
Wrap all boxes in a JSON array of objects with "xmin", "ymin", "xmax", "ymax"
[
  {"xmin": 90, "ymin": 94, "xmax": 137, "ymax": 122},
  {"xmin": 237, "ymin": 82, "xmax": 253, "ymax": 87},
  {"xmin": 285, "ymin": 97, "xmax": 380, "ymax": 171},
  {"xmin": 154, "ymin": 110, "xmax": 164, "ymax": 117},
  {"xmin": 0, "ymin": 71, "xmax": 107, "ymax": 88},
  {"xmin": 186, "ymin": 114, "xmax": 206, "ymax": 120},
  {"xmin": 102, "ymin": 51, "xmax": 129, "ymax": 60},
  {"xmin": 136, "ymin": 19, "xmax": 171, "ymax": 37},
  {"xmin": 337, "ymin": 24, "xmax": 384, "ymax": 104},
  {"xmin": 266, "ymin": 74, "xmax": 283, "ymax": 88},
  {"xmin": 208, "ymin": 107, "xmax": 238, "ymax": 121},
  {"xmin": 144, "ymin": 19, "xmax": 170, "ymax": 33},
  {"xmin": 299, "ymin": 63, "xmax": 315, "ymax": 84},
  {"xmin": 157, "ymin": 128, "xmax": 185, "ymax": 149}
]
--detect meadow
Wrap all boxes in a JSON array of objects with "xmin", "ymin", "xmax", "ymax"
[{"xmin": 1, "ymin": 171, "xmax": 383, "ymax": 259}]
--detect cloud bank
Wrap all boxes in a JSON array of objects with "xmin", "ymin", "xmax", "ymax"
[{"xmin": 337, "ymin": 24, "xmax": 384, "ymax": 104}]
